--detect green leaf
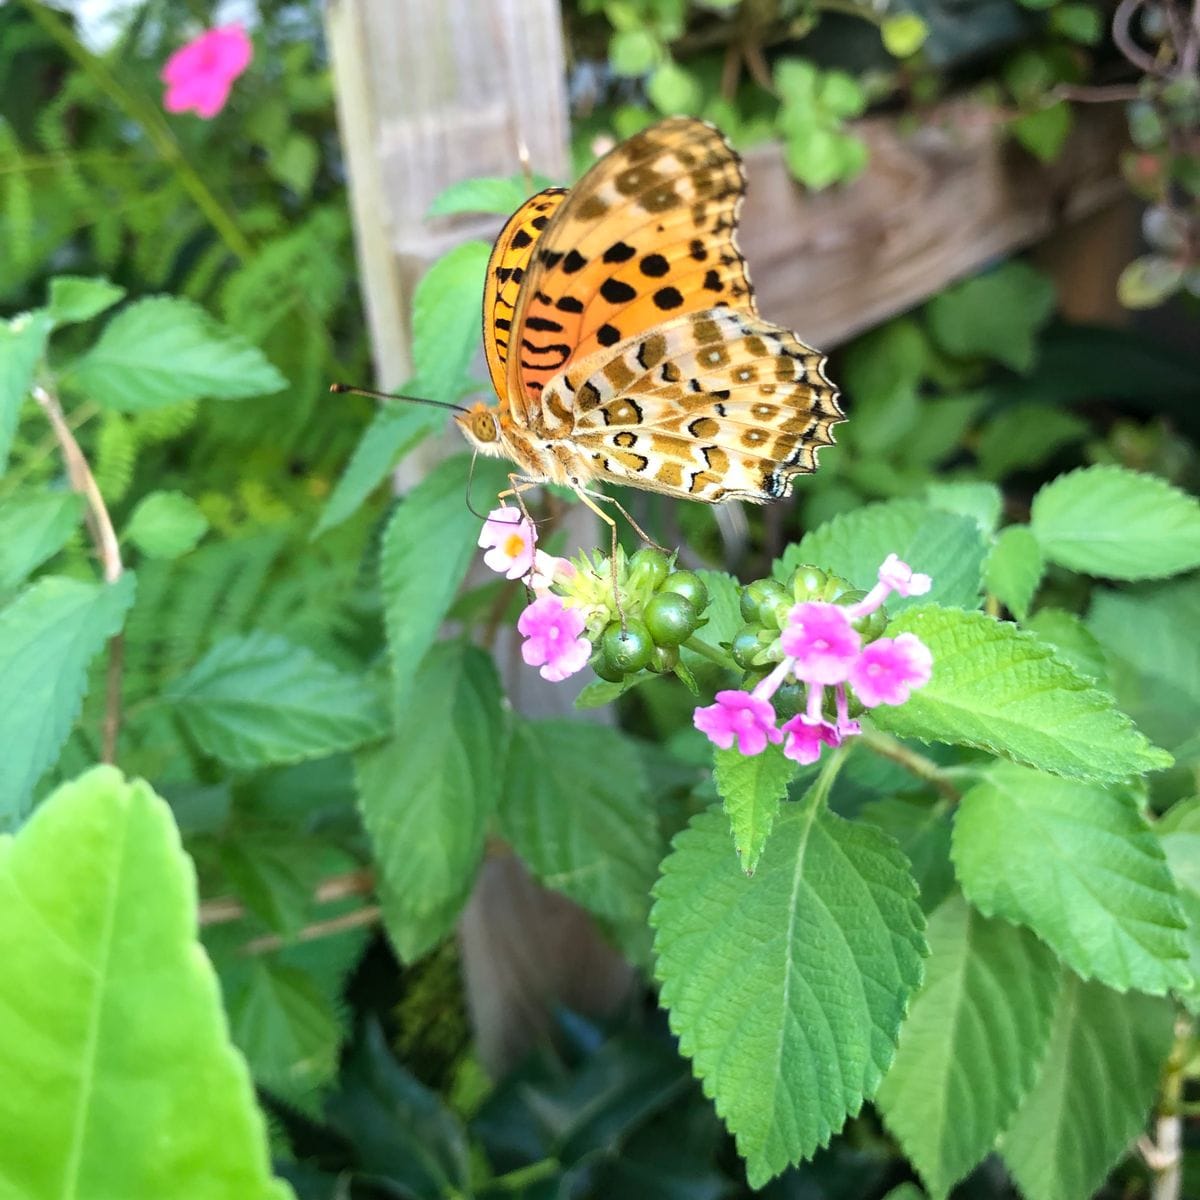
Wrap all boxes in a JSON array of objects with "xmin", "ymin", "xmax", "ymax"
[
  {"xmin": 953, "ymin": 763, "xmax": 1190, "ymax": 994},
  {"xmin": 780, "ymin": 500, "xmax": 985, "ymax": 612},
  {"xmin": 1000, "ymin": 974, "xmax": 1174, "ymax": 1200},
  {"xmin": 925, "ymin": 481, "xmax": 1003, "ymax": 534},
  {"xmin": 381, "ymin": 454, "xmax": 507, "ymax": 711},
  {"xmin": 1011, "ymin": 101, "xmax": 1074, "ymax": 164},
  {"xmin": 574, "ymin": 672, "xmax": 647, "ymax": 708},
  {"xmin": 871, "ymin": 606, "xmax": 1173, "ymax": 782},
  {"xmin": 0, "ymin": 490, "xmax": 84, "ymax": 590},
  {"xmin": 1159, "ymin": 797, "xmax": 1200, "ymax": 1012},
  {"xmin": 69, "ymin": 297, "xmax": 286, "ymax": 412},
  {"xmin": 1031, "ymin": 464, "xmax": 1200, "ymax": 580},
  {"xmin": 609, "ymin": 27, "xmax": 661, "ymax": 76},
  {"xmin": 842, "ymin": 319, "xmax": 925, "ymax": 456},
  {"xmin": 355, "ymin": 642, "xmax": 505, "ymax": 961},
  {"xmin": 818, "ymin": 71, "xmax": 867, "ymax": 119},
  {"xmin": 166, "ymin": 632, "xmax": 388, "ymax": 770},
  {"xmin": 648, "ymin": 58, "xmax": 704, "ymax": 115},
  {"xmin": 925, "ymin": 263, "xmax": 1056, "ymax": 371},
  {"xmin": 1088, "ymin": 577, "xmax": 1200, "ymax": 759},
  {"xmin": 713, "ymin": 743, "xmax": 796, "ymax": 874},
  {"xmin": 903, "ymin": 394, "xmax": 986, "ymax": 468},
  {"xmin": 0, "ymin": 766, "xmax": 291, "ymax": 1200},
  {"xmin": 1051, "ymin": 3, "xmax": 1103, "ymax": 44},
  {"xmin": 983, "ymin": 525, "xmax": 1043, "ymax": 619},
  {"xmin": 0, "ymin": 574, "xmax": 135, "ymax": 825},
  {"xmin": 652, "ymin": 798, "xmax": 926, "ymax": 1187},
  {"xmin": 876, "ymin": 893, "xmax": 1060, "ymax": 1200},
  {"xmin": 47, "ymin": 275, "xmax": 126, "ymax": 326},
  {"xmin": 881, "ymin": 14, "xmax": 929, "ymax": 57},
  {"xmin": 427, "ymin": 173, "xmax": 557, "ymax": 218},
  {"xmin": 859, "ymin": 796, "xmax": 955, "ymax": 914},
  {"xmin": 125, "ymin": 490, "xmax": 209, "ymax": 560},
  {"xmin": 975, "ymin": 402, "xmax": 1089, "ymax": 480},
  {"xmin": 499, "ymin": 719, "xmax": 660, "ymax": 927},
  {"xmin": 784, "ymin": 126, "xmax": 859, "ymax": 190},
  {"xmin": 1025, "ymin": 607, "xmax": 1107, "ymax": 680},
  {"xmin": 1, "ymin": 309, "xmax": 53, "ymax": 473}
]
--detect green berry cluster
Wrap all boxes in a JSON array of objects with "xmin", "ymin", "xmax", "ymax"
[{"xmin": 593, "ymin": 548, "xmax": 709, "ymax": 682}]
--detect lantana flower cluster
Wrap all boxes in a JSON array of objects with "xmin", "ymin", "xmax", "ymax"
[{"xmin": 695, "ymin": 556, "xmax": 934, "ymax": 765}]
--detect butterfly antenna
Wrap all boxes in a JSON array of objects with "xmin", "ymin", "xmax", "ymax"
[
  {"xmin": 329, "ymin": 382, "xmax": 470, "ymax": 415},
  {"xmin": 463, "ymin": 448, "xmax": 492, "ymax": 520}
]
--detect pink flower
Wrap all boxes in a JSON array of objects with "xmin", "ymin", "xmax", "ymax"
[
  {"xmin": 780, "ymin": 715, "xmax": 841, "ymax": 764},
  {"xmin": 517, "ymin": 596, "xmax": 590, "ymax": 682},
  {"xmin": 834, "ymin": 684, "xmax": 861, "ymax": 738},
  {"xmin": 529, "ymin": 549, "xmax": 575, "ymax": 592},
  {"xmin": 694, "ymin": 691, "xmax": 783, "ymax": 756},
  {"xmin": 848, "ymin": 632, "xmax": 933, "ymax": 708},
  {"xmin": 161, "ymin": 24, "xmax": 253, "ymax": 119},
  {"xmin": 846, "ymin": 554, "xmax": 932, "ymax": 619},
  {"xmin": 780, "ymin": 602, "xmax": 861, "ymax": 685},
  {"xmin": 478, "ymin": 507, "xmax": 536, "ymax": 580}
]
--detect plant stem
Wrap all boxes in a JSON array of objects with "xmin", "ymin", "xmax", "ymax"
[
  {"xmin": 684, "ymin": 635, "xmax": 736, "ymax": 670},
  {"xmin": 859, "ymin": 728, "xmax": 963, "ymax": 803},
  {"xmin": 33, "ymin": 386, "xmax": 126, "ymax": 763},
  {"xmin": 19, "ymin": 0, "xmax": 254, "ymax": 263},
  {"xmin": 239, "ymin": 904, "xmax": 383, "ymax": 956},
  {"xmin": 198, "ymin": 867, "xmax": 377, "ymax": 925},
  {"xmin": 1143, "ymin": 1013, "xmax": 1193, "ymax": 1200}
]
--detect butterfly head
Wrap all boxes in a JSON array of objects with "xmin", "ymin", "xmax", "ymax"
[{"xmin": 455, "ymin": 403, "xmax": 505, "ymax": 456}]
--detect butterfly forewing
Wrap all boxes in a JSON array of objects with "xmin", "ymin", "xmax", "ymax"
[{"xmin": 510, "ymin": 119, "xmax": 755, "ymax": 403}]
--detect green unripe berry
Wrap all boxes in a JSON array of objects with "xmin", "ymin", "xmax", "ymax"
[
  {"xmin": 773, "ymin": 680, "xmax": 806, "ymax": 720},
  {"xmin": 592, "ymin": 655, "xmax": 625, "ymax": 683},
  {"xmin": 731, "ymin": 626, "xmax": 766, "ymax": 669},
  {"xmin": 644, "ymin": 591, "xmax": 699, "ymax": 646},
  {"xmin": 650, "ymin": 643, "xmax": 680, "ymax": 673},
  {"xmin": 627, "ymin": 547, "xmax": 670, "ymax": 595},
  {"xmin": 601, "ymin": 619, "xmax": 655, "ymax": 674},
  {"xmin": 740, "ymin": 578, "xmax": 791, "ymax": 627},
  {"xmin": 662, "ymin": 570, "xmax": 708, "ymax": 612}
]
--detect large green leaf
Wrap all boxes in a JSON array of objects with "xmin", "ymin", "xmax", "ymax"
[
  {"xmin": 0, "ymin": 490, "xmax": 84, "ymax": 590},
  {"xmin": 1031, "ymin": 465, "xmax": 1200, "ymax": 580},
  {"xmin": 871, "ymin": 606, "xmax": 1172, "ymax": 783},
  {"xmin": 499, "ymin": 719, "xmax": 660, "ymax": 927},
  {"xmin": 859, "ymin": 796, "xmax": 955, "ymax": 915},
  {"xmin": 1000, "ymin": 974, "xmax": 1174, "ymax": 1200},
  {"xmin": 166, "ymin": 631, "xmax": 388, "ymax": 770},
  {"xmin": 713, "ymin": 743, "xmax": 796, "ymax": 874},
  {"xmin": 983, "ymin": 525, "xmax": 1043, "ymax": 620},
  {"xmin": 68, "ymin": 297, "xmax": 286, "ymax": 412},
  {"xmin": 778, "ymin": 501, "xmax": 984, "ymax": 612},
  {"xmin": 381, "ymin": 454, "xmax": 507, "ymax": 711},
  {"xmin": 0, "ymin": 309, "xmax": 53, "ymax": 473},
  {"xmin": 875, "ymin": 893, "xmax": 1061, "ymax": 1199},
  {"xmin": 953, "ymin": 764, "xmax": 1190, "ymax": 994},
  {"xmin": 355, "ymin": 642, "xmax": 506, "ymax": 961},
  {"xmin": 1158, "ymin": 797, "xmax": 1200, "ymax": 1012},
  {"xmin": 0, "ymin": 573, "xmax": 135, "ymax": 825},
  {"xmin": 0, "ymin": 766, "xmax": 292, "ymax": 1199},
  {"xmin": 652, "ymin": 798, "xmax": 927, "ymax": 1187}
]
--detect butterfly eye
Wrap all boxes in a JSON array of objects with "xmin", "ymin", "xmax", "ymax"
[{"xmin": 472, "ymin": 409, "xmax": 499, "ymax": 442}]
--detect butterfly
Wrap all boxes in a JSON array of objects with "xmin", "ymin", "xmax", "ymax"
[{"xmin": 455, "ymin": 116, "xmax": 844, "ymax": 527}]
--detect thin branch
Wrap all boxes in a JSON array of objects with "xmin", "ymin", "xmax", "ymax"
[
  {"xmin": 239, "ymin": 905, "xmax": 383, "ymax": 956},
  {"xmin": 1050, "ymin": 82, "xmax": 1144, "ymax": 104},
  {"xmin": 859, "ymin": 728, "xmax": 963, "ymax": 803},
  {"xmin": 1142, "ymin": 1013, "xmax": 1194, "ymax": 1200},
  {"xmin": 1114, "ymin": 0, "xmax": 1171, "ymax": 76},
  {"xmin": 197, "ymin": 867, "xmax": 377, "ymax": 926}
]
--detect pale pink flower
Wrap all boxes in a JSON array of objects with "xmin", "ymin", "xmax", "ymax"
[
  {"xmin": 478, "ymin": 507, "xmax": 536, "ymax": 580},
  {"xmin": 517, "ymin": 596, "xmax": 590, "ymax": 682},
  {"xmin": 161, "ymin": 24, "xmax": 253, "ymax": 119},
  {"xmin": 848, "ymin": 632, "xmax": 933, "ymax": 708},
  {"xmin": 780, "ymin": 602, "xmax": 861, "ymax": 685},
  {"xmin": 529, "ymin": 549, "xmax": 575, "ymax": 592},
  {"xmin": 780, "ymin": 715, "xmax": 841, "ymax": 764},
  {"xmin": 694, "ymin": 691, "xmax": 783, "ymax": 756},
  {"xmin": 846, "ymin": 554, "xmax": 932, "ymax": 619}
]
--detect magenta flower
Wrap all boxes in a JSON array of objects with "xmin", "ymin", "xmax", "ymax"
[
  {"xmin": 478, "ymin": 507, "xmax": 537, "ymax": 580},
  {"xmin": 780, "ymin": 715, "xmax": 841, "ymax": 765},
  {"xmin": 694, "ymin": 691, "xmax": 783, "ymax": 756},
  {"xmin": 848, "ymin": 632, "xmax": 933, "ymax": 708},
  {"xmin": 846, "ymin": 554, "xmax": 932, "ymax": 619},
  {"xmin": 161, "ymin": 24, "xmax": 253, "ymax": 119},
  {"xmin": 780, "ymin": 602, "xmax": 861, "ymax": 685},
  {"xmin": 517, "ymin": 596, "xmax": 590, "ymax": 682}
]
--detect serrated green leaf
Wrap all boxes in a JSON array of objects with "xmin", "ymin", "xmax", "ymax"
[
  {"xmin": 1000, "ymin": 974, "xmax": 1174, "ymax": 1200},
  {"xmin": 713, "ymin": 743, "xmax": 796, "ymax": 874},
  {"xmin": 925, "ymin": 263, "xmax": 1056, "ymax": 371},
  {"xmin": 975, "ymin": 402, "xmax": 1089, "ymax": 480},
  {"xmin": 984, "ymin": 525, "xmax": 1043, "ymax": 619},
  {"xmin": 47, "ymin": 275, "xmax": 126, "ymax": 326},
  {"xmin": 1159, "ymin": 797, "xmax": 1200, "ymax": 1012},
  {"xmin": 859, "ymin": 796, "xmax": 955, "ymax": 914},
  {"xmin": 0, "ymin": 573, "xmax": 135, "ymax": 825},
  {"xmin": 354, "ymin": 642, "xmax": 505, "ymax": 962},
  {"xmin": 0, "ymin": 766, "xmax": 292, "ymax": 1200},
  {"xmin": 872, "ymin": 606, "xmax": 1172, "ymax": 782},
  {"xmin": 69, "ymin": 297, "xmax": 286, "ymax": 411},
  {"xmin": 1088, "ymin": 577, "xmax": 1200, "ymax": 760},
  {"xmin": 779, "ymin": 501, "xmax": 985, "ymax": 612},
  {"xmin": 1031, "ymin": 464, "xmax": 1200, "ymax": 579},
  {"xmin": 0, "ymin": 490, "xmax": 83, "ymax": 590},
  {"xmin": 953, "ymin": 763, "xmax": 1190, "ymax": 993},
  {"xmin": 925, "ymin": 481, "xmax": 1003, "ymax": 534},
  {"xmin": 380, "ymin": 454, "xmax": 507, "ymax": 711},
  {"xmin": 499, "ymin": 719, "xmax": 660, "ymax": 926},
  {"xmin": 651, "ymin": 798, "xmax": 926, "ymax": 1187},
  {"xmin": 125, "ymin": 489, "xmax": 209, "ymax": 560},
  {"xmin": 1, "ymin": 309, "xmax": 53, "ymax": 473},
  {"xmin": 427, "ymin": 173, "xmax": 558, "ymax": 218},
  {"xmin": 574, "ymin": 672, "xmax": 646, "ymax": 708},
  {"xmin": 876, "ymin": 893, "xmax": 1060, "ymax": 1199},
  {"xmin": 1025, "ymin": 608, "xmax": 1107, "ymax": 682},
  {"xmin": 166, "ymin": 631, "xmax": 388, "ymax": 770}
]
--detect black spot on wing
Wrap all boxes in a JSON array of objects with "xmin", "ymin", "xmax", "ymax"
[
  {"xmin": 562, "ymin": 250, "xmax": 587, "ymax": 274},
  {"xmin": 556, "ymin": 295, "xmax": 584, "ymax": 314},
  {"xmin": 597, "ymin": 323, "xmax": 621, "ymax": 347},
  {"xmin": 640, "ymin": 253, "xmax": 669, "ymax": 277},
  {"xmin": 600, "ymin": 278, "xmax": 637, "ymax": 304},
  {"xmin": 511, "ymin": 228, "xmax": 533, "ymax": 249},
  {"xmin": 602, "ymin": 241, "xmax": 636, "ymax": 264},
  {"xmin": 653, "ymin": 286, "xmax": 684, "ymax": 311}
]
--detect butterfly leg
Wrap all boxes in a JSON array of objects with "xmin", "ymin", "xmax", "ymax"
[
  {"xmin": 580, "ymin": 488, "xmax": 669, "ymax": 555},
  {"xmin": 571, "ymin": 486, "xmax": 627, "ymax": 629}
]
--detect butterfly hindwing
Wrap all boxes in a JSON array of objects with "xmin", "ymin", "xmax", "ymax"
[
  {"xmin": 510, "ymin": 119, "xmax": 754, "ymax": 405},
  {"xmin": 543, "ymin": 308, "xmax": 841, "ymax": 502}
]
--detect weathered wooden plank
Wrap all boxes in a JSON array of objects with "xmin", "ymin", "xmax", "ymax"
[{"xmin": 739, "ymin": 99, "xmax": 1128, "ymax": 348}]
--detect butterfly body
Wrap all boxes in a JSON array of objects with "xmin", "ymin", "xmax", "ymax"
[{"xmin": 456, "ymin": 117, "xmax": 843, "ymax": 505}]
